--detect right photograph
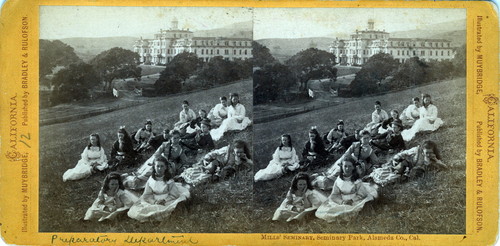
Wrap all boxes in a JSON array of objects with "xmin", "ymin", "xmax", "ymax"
[{"xmin": 252, "ymin": 8, "xmax": 466, "ymax": 234}]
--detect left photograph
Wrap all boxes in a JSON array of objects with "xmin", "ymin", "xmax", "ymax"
[{"xmin": 39, "ymin": 6, "xmax": 254, "ymax": 232}]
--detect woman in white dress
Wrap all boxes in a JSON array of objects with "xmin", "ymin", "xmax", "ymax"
[
  {"xmin": 402, "ymin": 94, "xmax": 444, "ymax": 141},
  {"xmin": 399, "ymin": 97, "xmax": 421, "ymax": 128},
  {"xmin": 174, "ymin": 100, "xmax": 197, "ymax": 130},
  {"xmin": 128, "ymin": 156, "xmax": 190, "ymax": 222},
  {"xmin": 63, "ymin": 133, "xmax": 107, "ymax": 182},
  {"xmin": 364, "ymin": 101, "xmax": 389, "ymax": 135},
  {"xmin": 84, "ymin": 172, "xmax": 139, "ymax": 221},
  {"xmin": 315, "ymin": 158, "xmax": 378, "ymax": 222},
  {"xmin": 210, "ymin": 93, "xmax": 252, "ymax": 141},
  {"xmin": 254, "ymin": 134, "xmax": 300, "ymax": 182},
  {"xmin": 209, "ymin": 96, "xmax": 228, "ymax": 127},
  {"xmin": 273, "ymin": 173, "xmax": 327, "ymax": 222}
]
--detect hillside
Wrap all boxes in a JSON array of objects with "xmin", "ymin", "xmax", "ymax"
[
  {"xmin": 59, "ymin": 36, "xmax": 137, "ymax": 62},
  {"xmin": 256, "ymin": 37, "xmax": 335, "ymax": 62},
  {"xmin": 253, "ymin": 77, "xmax": 466, "ymax": 234},
  {"xmin": 193, "ymin": 21, "xmax": 252, "ymax": 39},
  {"xmin": 39, "ymin": 79, "xmax": 254, "ymax": 232}
]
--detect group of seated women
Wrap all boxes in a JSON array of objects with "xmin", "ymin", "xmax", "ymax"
[
  {"xmin": 63, "ymin": 92, "xmax": 252, "ymax": 222},
  {"xmin": 258, "ymin": 93, "xmax": 447, "ymax": 223}
]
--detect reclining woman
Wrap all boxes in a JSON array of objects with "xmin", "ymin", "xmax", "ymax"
[
  {"xmin": 312, "ymin": 130, "xmax": 378, "ymax": 191},
  {"xmin": 401, "ymin": 94, "xmax": 444, "ymax": 141},
  {"xmin": 180, "ymin": 140, "xmax": 252, "ymax": 186},
  {"xmin": 122, "ymin": 130, "xmax": 187, "ymax": 190},
  {"xmin": 254, "ymin": 134, "xmax": 300, "ymax": 182},
  {"xmin": 370, "ymin": 140, "xmax": 447, "ymax": 186},
  {"xmin": 210, "ymin": 93, "xmax": 252, "ymax": 141}
]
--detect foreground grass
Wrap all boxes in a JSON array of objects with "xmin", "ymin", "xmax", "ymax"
[
  {"xmin": 253, "ymin": 77, "xmax": 466, "ymax": 234},
  {"xmin": 39, "ymin": 79, "xmax": 253, "ymax": 232}
]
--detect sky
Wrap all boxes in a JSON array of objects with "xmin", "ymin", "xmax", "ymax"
[
  {"xmin": 39, "ymin": 6, "xmax": 253, "ymax": 39},
  {"xmin": 39, "ymin": 6, "xmax": 465, "ymax": 40},
  {"xmin": 253, "ymin": 8, "xmax": 466, "ymax": 39}
]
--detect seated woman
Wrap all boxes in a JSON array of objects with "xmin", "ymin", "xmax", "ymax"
[
  {"xmin": 312, "ymin": 130, "xmax": 379, "ymax": 191},
  {"xmin": 189, "ymin": 109, "xmax": 211, "ymax": 131},
  {"xmin": 209, "ymin": 96, "xmax": 228, "ymax": 127},
  {"xmin": 377, "ymin": 109, "xmax": 399, "ymax": 134},
  {"xmin": 370, "ymin": 119, "xmax": 406, "ymax": 154},
  {"xmin": 84, "ymin": 172, "xmax": 139, "ymax": 221},
  {"xmin": 180, "ymin": 140, "xmax": 252, "ymax": 186},
  {"xmin": 400, "ymin": 97, "xmax": 421, "ymax": 128},
  {"xmin": 134, "ymin": 120, "xmax": 155, "ymax": 153},
  {"xmin": 254, "ymin": 134, "xmax": 300, "ymax": 182},
  {"xmin": 300, "ymin": 127, "xmax": 328, "ymax": 170},
  {"xmin": 364, "ymin": 101, "xmax": 389, "ymax": 136},
  {"xmin": 272, "ymin": 173, "xmax": 327, "ymax": 222},
  {"xmin": 122, "ymin": 130, "xmax": 187, "ymax": 190},
  {"xmin": 182, "ymin": 120, "xmax": 215, "ymax": 157},
  {"xmin": 63, "ymin": 133, "xmax": 107, "ymax": 182},
  {"xmin": 109, "ymin": 127, "xmax": 135, "ymax": 169},
  {"xmin": 315, "ymin": 158, "xmax": 378, "ymax": 222},
  {"xmin": 402, "ymin": 94, "xmax": 444, "ymax": 141},
  {"xmin": 145, "ymin": 128, "xmax": 170, "ymax": 152},
  {"xmin": 370, "ymin": 140, "xmax": 446, "ymax": 186},
  {"xmin": 174, "ymin": 100, "xmax": 197, "ymax": 130},
  {"xmin": 325, "ymin": 120, "xmax": 348, "ymax": 153},
  {"xmin": 127, "ymin": 156, "xmax": 190, "ymax": 222},
  {"xmin": 210, "ymin": 93, "xmax": 252, "ymax": 141}
]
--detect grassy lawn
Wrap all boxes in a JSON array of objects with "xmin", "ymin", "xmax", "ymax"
[
  {"xmin": 39, "ymin": 79, "xmax": 254, "ymax": 232},
  {"xmin": 253, "ymin": 77, "xmax": 466, "ymax": 234}
]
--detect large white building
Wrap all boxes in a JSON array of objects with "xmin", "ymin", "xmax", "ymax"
[
  {"xmin": 134, "ymin": 18, "xmax": 252, "ymax": 65},
  {"xmin": 330, "ymin": 20, "xmax": 455, "ymax": 66}
]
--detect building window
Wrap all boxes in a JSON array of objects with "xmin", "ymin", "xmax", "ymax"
[
  {"xmin": 441, "ymin": 50, "xmax": 444, "ymax": 56},
  {"xmin": 421, "ymin": 50, "xmax": 425, "ymax": 56},
  {"xmin": 211, "ymin": 50, "xmax": 213, "ymax": 55},
  {"xmin": 240, "ymin": 50, "xmax": 242, "ymax": 55},
  {"xmin": 448, "ymin": 50, "xmax": 451, "ymax": 56},
  {"xmin": 225, "ymin": 49, "xmax": 229, "ymax": 55},
  {"xmin": 233, "ymin": 50, "xmax": 236, "ymax": 55},
  {"xmin": 397, "ymin": 50, "xmax": 400, "ymax": 56},
  {"xmin": 244, "ymin": 50, "xmax": 247, "ymax": 55},
  {"xmin": 201, "ymin": 49, "xmax": 204, "ymax": 55},
  {"xmin": 217, "ymin": 49, "xmax": 219, "ymax": 55}
]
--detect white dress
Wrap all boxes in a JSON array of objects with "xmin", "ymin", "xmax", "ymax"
[
  {"xmin": 401, "ymin": 104, "xmax": 443, "ymax": 141},
  {"xmin": 122, "ymin": 154, "xmax": 155, "ymax": 190},
  {"xmin": 399, "ymin": 104, "xmax": 421, "ymax": 127},
  {"xmin": 209, "ymin": 103, "xmax": 228, "ymax": 127},
  {"xmin": 315, "ymin": 178, "xmax": 378, "ymax": 222},
  {"xmin": 365, "ymin": 110, "xmax": 389, "ymax": 133},
  {"xmin": 127, "ymin": 177, "xmax": 190, "ymax": 222},
  {"xmin": 174, "ymin": 109, "xmax": 197, "ymax": 129},
  {"xmin": 254, "ymin": 147, "xmax": 300, "ymax": 182},
  {"xmin": 272, "ymin": 189, "xmax": 327, "ymax": 222},
  {"xmin": 210, "ymin": 103, "xmax": 252, "ymax": 141},
  {"xmin": 63, "ymin": 146, "xmax": 107, "ymax": 182},
  {"xmin": 84, "ymin": 189, "xmax": 139, "ymax": 221}
]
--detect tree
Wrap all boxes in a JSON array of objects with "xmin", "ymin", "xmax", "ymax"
[
  {"xmin": 452, "ymin": 44, "xmax": 466, "ymax": 77},
  {"xmin": 196, "ymin": 56, "xmax": 234, "ymax": 86},
  {"xmin": 252, "ymin": 41, "xmax": 277, "ymax": 68},
  {"xmin": 390, "ymin": 57, "xmax": 430, "ymax": 89},
  {"xmin": 154, "ymin": 52, "xmax": 202, "ymax": 95},
  {"xmin": 39, "ymin": 39, "xmax": 81, "ymax": 86},
  {"xmin": 90, "ymin": 47, "xmax": 141, "ymax": 92},
  {"xmin": 285, "ymin": 48, "xmax": 337, "ymax": 93},
  {"xmin": 427, "ymin": 59, "xmax": 455, "ymax": 81},
  {"xmin": 349, "ymin": 53, "xmax": 398, "ymax": 96},
  {"xmin": 254, "ymin": 63, "xmax": 295, "ymax": 104},
  {"xmin": 50, "ymin": 62, "xmax": 100, "ymax": 105}
]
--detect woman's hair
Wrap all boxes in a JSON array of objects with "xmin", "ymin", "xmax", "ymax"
[
  {"xmin": 422, "ymin": 140, "xmax": 441, "ymax": 160},
  {"xmin": 290, "ymin": 172, "xmax": 313, "ymax": 192},
  {"xmin": 200, "ymin": 119, "xmax": 211, "ymax": 129},
  {"xmin": 412, "ymin": 97, "xmax": 420, "ymax": 102},
  {"xmin": 233, "ymin": 139, "xmax": 251, "ymax": 160},
  {"xmin": 339, "ymin": 157, "xmax": 359, "ymax": 182},
  {"xmin": 220, "ymin": 96, "xmax": 227, "ymax": 101},
  {"xmin": 374, "ymin": 101, "xmax": 382, "ymax": 106},
  {"xmin": 169, "ymin": 130, "xmax": 181, "ymax": 138},
  {"xmin": 337, "ymin": 120, "xmax": 345, "ymax": 126},
  {"xmin": 102, "ymin": 172, "xmax": 125, "ymax": 192},
  {"xmin": 359, "ymin": 130, "xmax": 371, "ymax": 137},
  {"xmin": 279, "ymin": 134, "xmax": 293, "ymax": 150},
  {"xmin": 308, "ymin": 127, "xmax": 324, "ymax": 148},
  {"xmin": 142, "ymin": 119, "xmax": 153, "ymax": 132},
  {"xmin": 229, "ymin": 93, "xmax": 240, "ymax": 106},
  {"xmin": 390, "ymin": 109, "xmax": 399, "ymax": 116},
  {"xmin": 117, "ymin": 127, "xmax": 133, "ymax": 145},
  {"xmin": 422, "ymin": 94, "xmax": 432, "ymax": 106},
  {"xmin": 152, "ymin": 156, "xmax": 172, "ymax": 181},
  {"xmin": 182, "ymin": 100, "xmax": 189, "ymax": 106},
  {"xmin": 87, "ymin": 133, "xmax": 101, "ymax": 150}
]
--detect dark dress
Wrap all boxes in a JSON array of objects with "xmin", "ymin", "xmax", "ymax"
[
  {"xmin": 371, "ymin": 131, "xmax": 406, "ymax": 152},
  {"xmin": 109, "ymin": 140, "xmax": 135, "ymax": 168},
  {"xmin": 300, "ymin": 140, "xmax": 328, "ymax": 168}
]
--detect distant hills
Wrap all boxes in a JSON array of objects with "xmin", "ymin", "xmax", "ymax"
[
  {"xmin": 257, "ymin": 18, "xmax": 466, "ymax": 61},
  {"xmin": 51, "ymin": 21, "xmax": 252, "ymax": 62}
]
